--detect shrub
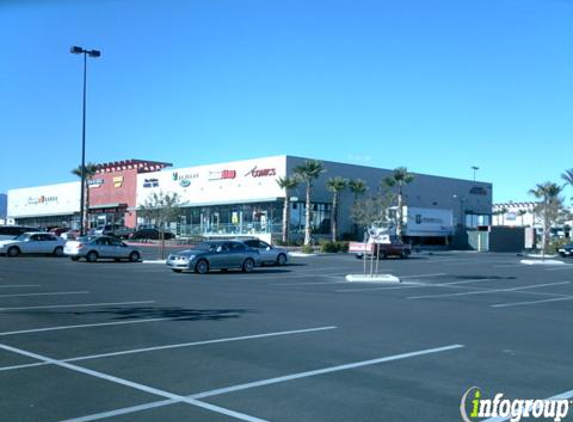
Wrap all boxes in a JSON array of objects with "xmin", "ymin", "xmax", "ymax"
[
  {"xmin": 546, "ymin": 238, "xmax": 569, "ymax": 254},
  {"xmin": 336, "ymin": 241, "xmax": 349, "ymax": 253},
  {"xmin": 319, "ymin": 241, "xmax": 338, "ymax": 253},
  {"xmin": 301, "ymin": 244, "xmax": 314, "ymax": 254}
]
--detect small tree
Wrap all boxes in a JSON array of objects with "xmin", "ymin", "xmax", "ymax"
[
  {"xmin": 348, "ymin": 179, "xmax": 368, "ymax": 238},
  {"xmin": 139, "ymin": 191, "xmax": 184, "ymax": 259},
  {"xmin": 350, "ymin": 191, "xmax": 395, "ymax": 276},
  {"xmin": 383, "ymin": 167, "xmax": 414, "ymax": 241},
  {"xmin": 276, "ymin": 176, "xmax": 299, "ymax": 244},
  {"xmin": 71, "ymin": 163, "xmax": 99, "ymax": 233},
  {"xmin": 326, "ymin": 177, "xmax": 348, "ymax": 241},
  {"xmin": 529, "ymin": 182, "xmax": 565, "ymax": 259},
  {"xmin": 293, "ymin": 160, "xmax": 326, "ymax": 246}
]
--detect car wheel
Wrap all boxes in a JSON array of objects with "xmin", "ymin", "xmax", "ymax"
[
  {"xmin": 355, "ymin": 254, "xmax": 363, "ymax": 260},
  {"xmin": 242, "ymin": 258, "xmax": 255, "ymax": 273},
  {"xmin": 276, "ymin": 253, "xmax": 287, "ymax": 266},
  {"xmin": 86, "ymin": 251, "xmax": 98, "ymax": 263},
  {"xmin": 53, "ymin": 246, "xmax": 64, "ymax": 257},
  {"xmin": 129, "ymin": 251, "xmax": 141, "ymax": 262},
  {"xmin": 172, "ymin": 269, "xmax": 182, "ymax": 273},
  {"xmin": 195, "ymin": 259, "xmax": 209, "ymax": 274},
  {"xmin": 401, "ymin": 250, "xmax": 411, "ymax": 259},
  {"xmin": 7, "ymin": 247, "xmax": 20, "ymax": 257},
  {"xmin": 70, "ymin": 256, "xmax": 80, "ymax": 261}
]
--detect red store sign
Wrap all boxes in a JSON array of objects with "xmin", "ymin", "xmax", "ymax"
[{"xmin": 209, "ymin": 170, "xmax": 236, "ymax": 181}]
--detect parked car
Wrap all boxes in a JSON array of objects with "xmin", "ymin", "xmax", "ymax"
[
  {"xmin": 0, "ymin": 225, "xmax": 40, "ymax": 241},
  {"xmin": 166, "ymin": 240, "xmax": 260, "ymax": 273},
  {"xmin": 90, "ymin": 224, "xmax": 134, "ymax": 239},
  {"xmin": 239, "ymin": 238, "xmax": 289, "ymax": 266},
  {"xmin": 558, "ymin": 244, "xmax": 573, "ymax": 257},
  {"xmin": 0, "ymin": 232, "xmax": 66, "ymax": 257},
  {"xmin": 130, "ymin": 228, "xmax": 175, "ymax": 240},
  {"xmin": 349, "ymin": 241, "xmax": 412, "ymax": 259},
  {"xmin": 64, "ymin": 235, "xmax": 142, "ymax": 262}
]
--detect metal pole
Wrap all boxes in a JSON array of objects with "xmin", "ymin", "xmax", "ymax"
[{"xmin": 79, "ymin": 52, "xmax": 87, "ymax": 236}]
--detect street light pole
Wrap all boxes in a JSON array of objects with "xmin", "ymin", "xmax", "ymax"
[
  {"xmin": 471, "ymin": 166, "xmax": 479, "ymax": 182},
  {"xmin": 70, "ymin": 46, "xmax": 101, "ymax": 235}
]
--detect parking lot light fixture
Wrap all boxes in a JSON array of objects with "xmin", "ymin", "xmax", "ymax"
[{"xmin": 70, "ymin": 46, "xmax": 101, "ymax": 235}]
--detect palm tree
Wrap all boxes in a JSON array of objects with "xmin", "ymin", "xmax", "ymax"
[
  {"xmin": 383, "ymin": 167, "xmax": 414, "ymax": 241},
  {"xmin": 71, "ymin": 163, "xmax": 99, "ymax": 233},
  {"xmin": 348, "ymin": 179, "xmax": 367, "ymax": 200},
  {"xmin": 517, "ymin": 209, "xmax": 527, "ymax": 227},
  {"xmin": 326, "ymin": 177, "xmax": 348, "ymax": 241},
  {"xmin": 293, "ymin": 160, "xmax": 326, "ymax": 246},
  {"xmin": 529, "ymin": 182, "xmax": 564, "ymax": 258},
  {"xmin": 276, "ymin": 176, "xmax": 300, "ymax": 244}
]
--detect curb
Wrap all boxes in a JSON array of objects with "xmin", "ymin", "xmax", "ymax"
[
  {"xmin": 142, "ymin": 260, "xmax": 167, "ymax": 264},
  {"xmin": 520, "ymin": 259, "xmax": 565, "ymax": 266}
]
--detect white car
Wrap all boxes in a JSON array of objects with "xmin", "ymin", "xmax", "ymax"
[
  {"xmin": 0, "ymin": 232, "xmax": 67, "ymax": 257},
  {"xmin": 64, "ymin": 235, "xmax": 142, "ymax": 262}
]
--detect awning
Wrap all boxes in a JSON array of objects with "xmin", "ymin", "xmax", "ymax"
[{"xmin": 89, "ymin": 203, "xmax": 128, "ymax": 210}]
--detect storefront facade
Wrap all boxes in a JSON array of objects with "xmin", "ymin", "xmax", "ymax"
[{"xmin": 8, "ymin": 155, "xmax": 493, "ymax": 242}]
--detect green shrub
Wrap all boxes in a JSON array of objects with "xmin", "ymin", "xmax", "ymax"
[
  {"xmin": 336, "ymin": 241, "xmax": 349, "ymax": 253},
  {"xmin": 319, "ymin": 241, "xmax": 338, "ymax": 253},
  {"xmin": 546, "ymin": 238, "xmax": 569, "ymax": 254},
  {"xmin": 301, "ymin": 244, "xmax": 314, "ymax": 254}
]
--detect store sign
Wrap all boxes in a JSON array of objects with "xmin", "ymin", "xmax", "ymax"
[
  {"xmin": 244, "ymin": 166, "xmax": 277, "ymax": 178},
  {"xmin": 27, "ymin": 195, "xmax": 58, "ymax": 205},
  {"xmin": 88, "ymin": 179, "xmax": 104, "ymax": 188},
  {"xmin": 469, "ymin": 186, "xmax": 487, "ymax": 196},
  {"xmin": 208, "ymin": 169, "xmax": 236, "ymax": 181},
  {"xmin": 143, "ymin": 178, "xmax": 159, "ymax": 188},
  {"xmin": 113, "ymin": 176, "xmax": 124, "ymax": 188}
]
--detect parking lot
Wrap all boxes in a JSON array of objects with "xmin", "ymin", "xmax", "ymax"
[{"xmin": 0, "ymin": 251, "xmax": 572, "ymax": 422}]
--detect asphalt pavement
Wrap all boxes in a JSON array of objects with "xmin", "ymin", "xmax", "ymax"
[{"xmin": 0, "ymin": 251, "xmax": 572, "ymax": 422}]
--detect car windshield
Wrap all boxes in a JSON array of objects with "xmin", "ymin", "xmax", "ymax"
[{"xmin": 14, "ymin": 233, "xmax": 31, "ymax": 241}]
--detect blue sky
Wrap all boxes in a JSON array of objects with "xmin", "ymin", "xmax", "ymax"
[{"xmin": 1, "ymin": 0, "xmax": 571, "ymax": 203}]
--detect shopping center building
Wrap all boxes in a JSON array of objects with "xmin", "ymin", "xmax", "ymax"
[{"xmin": 7, "ymin": 155, "xmax": 493, "ymax": 243}]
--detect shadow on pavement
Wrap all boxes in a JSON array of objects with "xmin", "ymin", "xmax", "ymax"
[{"xmin": 64, "ymin": 306, "xmax": 253, "ymax": 322}]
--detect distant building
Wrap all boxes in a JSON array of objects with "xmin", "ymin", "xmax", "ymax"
[
  {"xmin": 0, "ymin": 193, "xmax": 7, "ymax": 218},
  {"xmin": 492, "ymin": 202, "xmax": 536, "ymax": 227}
]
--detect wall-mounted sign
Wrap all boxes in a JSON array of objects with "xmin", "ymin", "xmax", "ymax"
[
  {"xmin": 179, "ymin": 179, "xmax": 191, "ymax": 187},
  {"xmin": 113, "ymin": 176, "xmax": 124, "ymax": 188},
  {"xmin": 244, "ymin": 166, "xmax": 277, "ymax": 178},
  {"xmin": 143, "ymin": 178, "xmax": 159, "ymax": 188},
  {"xmin": 172, "ymin": 172, "xmax": 199, "ymax": 182},
  {"xmin": 88, "ymin": 179, "xmax": 104, "ymax": 188},
  {"xmin": 469, "ymin": 186, "xmax": 487, "ymax": 196},
  {"xmin": 27, "ymin": 195, "xmax": 58, "ymax": 205},
  {"xmin": 209, "ymin": 170, "xmax": 236, "ymax": 181}
]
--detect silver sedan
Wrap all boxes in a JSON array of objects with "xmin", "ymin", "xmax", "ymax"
[
  {"xmin": 64, "ymin": 236, "xmax": 142, "ymax": 262},
  {"xmin": 167, "ymin": 240, "xmax": 260, "ymax": 274}
]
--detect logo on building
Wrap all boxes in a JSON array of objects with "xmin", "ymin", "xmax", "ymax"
[
  {"xmin": 143, "ymin": 178, "xmax": 159, "ymax": 188},
  {"xmin": 172, "ymin": 171, "xmax": 199, "ymax": 182},
  {"xmin": 179, "ymin": 179, "xmax": 191, "ymax": 187},
  {"xmin": 113, "ymin": 176, "xmax": 124, "ymax": 188},
  {"xmin": 469, "ymin": 186, "xmax": 487, "ymax": 196},
  {"xmin": 27, "ymin": 195, "xmax": 58, "ymax": 205},
  {"xmin": 244, "ymin": 166, "xmax": 277, "ymax": 178},
  {"xmin": 208, "ymin": 170, "xmax": 236, "ymax": 181},
  {"xmin": 87, "ymin": 179, "xmax": 104, "ymax": 188}
]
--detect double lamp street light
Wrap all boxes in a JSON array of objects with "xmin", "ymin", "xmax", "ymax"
[{"xmin": 70, "ymin": 46, "xmax": 101, "ymax": 235}]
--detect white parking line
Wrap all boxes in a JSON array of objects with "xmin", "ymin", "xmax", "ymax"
[
  {"xmin": 491, "ymin": 296, "xmax": 573, "ymax": 308},
  {"xmin": 0, "ymin": 300, "xmax": 155, "ymax": 311},
  {"xmin": 0, "ymin": 291, "xmax": 89, "ymax": 299},
  {"xmin": 54, "ymin": 344, "xmax": 464, "ymax": 422},
  {"xmin": 0, "ymin": 313, "xmax": 239, "ymax": 337},
  {"xmin": 481, "ymin": 389, "xmax": 573, "ymax": 422},
  {"xmin": 0, "ymin": 342, "xmax": 272, "ymax": 422},
  {"xmin": 0, "ymin": 326, "xmax": 337, "ymax": 372},
  {"xmin": 0, "ymin": 284, "xmax": 41, "ymax": 288},
  {"xmin": 407, "ymin": 281, "xmax": 571, "ymax": 300}
]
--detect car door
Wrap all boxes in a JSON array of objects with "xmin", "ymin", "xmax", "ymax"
[
  {"xmin": 23, "ymin": 234, "xmax": 44, "ymax": 253},
  {"xmin": 42, "ymin": 234, "xmax": 61, "ymax": 254},
  {"xmin": 207, "ymin": 242, "xmax": 228, "ymax": 269},
  {"xmin": 109, "ymin": 237, "xmax": 127, "ymax": 258},
  {"xmin": 256, "ymin": 240, "xmax": 276, "ymax": 263},
  {"xmin": 95, "ymin": 237, "xmax": 114, "ymax": 258},
  {"xmin": 228, "ymin": 242, "xmax": 247, "ymax": 268}
]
